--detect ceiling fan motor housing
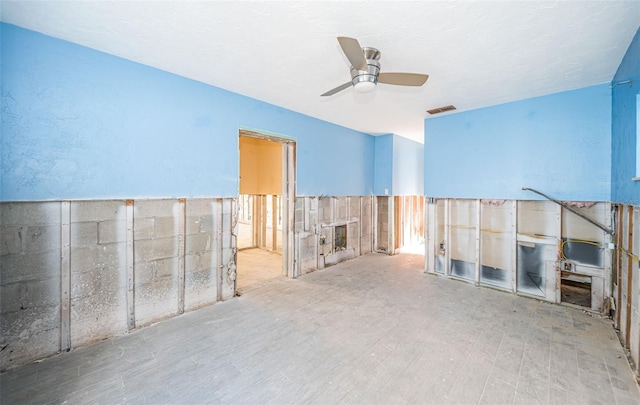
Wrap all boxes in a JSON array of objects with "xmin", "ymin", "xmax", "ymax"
[{"xmin": 350, "ymin": 47, "xmax": 381, "ymax": 90}]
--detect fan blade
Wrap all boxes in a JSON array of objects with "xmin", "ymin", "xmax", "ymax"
[
  {"xmin": 337, "ymin": 37, "xmax": 368, "ymax": 71},
  {"xmin": 378, "ymin": 72, "xmax": 429, "ymax": 86},
  {"xmin": 321, "ymin": 81, "xmax": 353, "ymax": 97}
]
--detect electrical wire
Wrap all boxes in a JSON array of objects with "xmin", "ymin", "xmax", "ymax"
[
  {"xmin": 620, "ymin": 246, "xmax": 640, "ymax": 263},
  {"xmin": 558, "ymin": 238, "xmax": 639, "ymax": 264},
  {"xmin": 559, "ymin": 239, "xmax": 603, "ymax": 261}
]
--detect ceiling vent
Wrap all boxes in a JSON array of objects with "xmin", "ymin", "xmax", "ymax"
[{"xmin": 426, "ymin": 105, "xmax": 456, "ymax": 115}]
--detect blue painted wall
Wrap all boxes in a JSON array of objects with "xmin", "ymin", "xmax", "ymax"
[
  {"xmin": 611, "ymin": 26, "xmax": 640, "ymax": 205},
  {"xmin": 393, "ymin": 135, "xmax": 424, "ymax": 196},
  {"xmin": 424, "ymin": 85, "xmax": 612, "ymax": 201},
  {"xmin": 373, "ymin": 134, "xmax": 393, "ymax": 196},
  {"xmin": 0, "ymin": 23, "xmax": 374, "ymax": 201}
]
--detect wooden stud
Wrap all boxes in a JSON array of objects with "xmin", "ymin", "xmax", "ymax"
[
  {"xmin": 261, "ymin": 195, "xmax": 267, "ymax": 249},
  {"xmin": 616, "ymin": 204, "xmax": 624, "ymax": 329}
]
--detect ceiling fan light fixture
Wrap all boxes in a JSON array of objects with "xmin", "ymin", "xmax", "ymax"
[{"xmin": 354, "ymin": 80, "xmax": 376, "ymax": 93}]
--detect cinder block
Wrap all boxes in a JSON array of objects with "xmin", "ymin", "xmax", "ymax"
[
  {"xmin": 197, "ymin": 215, "xmax": 214, "ymax": 234},
  {"xmin": 1, "ymin": 303, "xmax": 61, "ymax": 340},
  {"xmin": 0, "ymin": 282, "xmax": 23, "ymax": 313},
  {"xmin": 134, "ymin": 237, "xmax": 177, "ymax": 263},
  {"xmin": 71, "ymin": 243, "xmax": 126, "ymax": 274},
  {"xmin": 1, "ymin": 251, "xmax": 61, "ymax": 284},
  {"xmin": 186, "ymin": 216, "xmax": 199, "ymax": 235},
  {"xmin": 154, "ymin": 217, "xmax": 177, "ymax": 238},
  {"xmin": 0, "ymin": 318, "xmax": 61, "ymax": 371},
  {"xmin": 186, "ymin": 233, "xmax": 211, "ymax": 255},
  {"xmin": 98, "ymin": 220, "xmax": 126, "ymax": 244},
  {"xmin": 134, "ymin": 217, "xmax": 154, "ymax": 240},
  {"xmin": 134, "ymin": 261, "xmax": 156, "ymax": 285},
  {"xmin": 15, "ymin": 277, "xmax": 61, "ymax": 310},
  {"xmin": 134, "ymin": 199, "xmax": 178, "ymax": 219},
  {"xmin": 134, "ymin": 277, "xmax": 179, "ymax": 327},
  {"xmin": 71, "ymin": 265, "xmax": 124, "ymax": 299},
  {"xmin": 1, "ymin": 226, "xmax": 22, "ymax": 256},
  {"xmin": 185, "ymin": 268, "xmax": 214, "ymax": 290},
  {"xmin": 71, "ymin": 201, "xmax": 124, "ymax": 223},
  {"xmin": 185, "ymin": 251, "xmax": 215, "ymax": 274},
  {"xmin": 186, "ymin": 199, "xmax": 214, "ymax": 217},
  {"xmin": 0, "ymin": 202, "xmax": 61, "ymax": 226},
  {"xmin": 221, "ymin": 215, "xmax": 233, "ymax": 249},
  {"xmin": 70, "ymin": 287, "xmax": 127, "ymax": 348},
  {"xmin": 24, "ymin": 224, "xmax": 61, "ymax": 254},
  {"xmin": 184, "ymin": 274, "xmax": 217, "ymax": 311},
  {"xmin": 153, "ymin": 257, "xmax": 178, "ymax": 279},
  {"xmin": 71, "ymin": 222, "xmax": 98, "ymax": 248}
]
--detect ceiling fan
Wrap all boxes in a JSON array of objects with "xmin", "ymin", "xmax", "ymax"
[{"xmin": 321, "ymin": 37, "xmax": 429, "ymax": 97}]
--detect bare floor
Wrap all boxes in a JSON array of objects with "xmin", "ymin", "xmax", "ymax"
[
  {"xmin": 236, "ymin": 248, "xmax": 283, "ymax": 293},
  {"xmin": 2, "ymin": 253, "xmax": 639, "ymax": 405}
]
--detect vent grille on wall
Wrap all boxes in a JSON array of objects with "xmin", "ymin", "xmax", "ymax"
[{"xmin": 426, "ymin": 105, "xmax": 456, "ymax": 115}]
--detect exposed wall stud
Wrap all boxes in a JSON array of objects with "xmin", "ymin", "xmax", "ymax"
[
  {"xmin": 261, "ymin": 195, "xmax": 267, "ymax": 248},
  {"xmin": 475, "ymin": 199, "xmax": 481, "ymax": 286},
  {"xmin": 616, "ymin": 205, "xmax": 624, "ymax": 329},
  {"xmin": 177, "ymin": 198, "xmax": 186, "ymax": 314},
  {"xmin": 282, "ymin": 141, "xmax": 296, "ymax": 278},
  {"xmin": 625, "ymin": 205, "xmax": 633, "ymax": 348},
  {"xmin": 125, "ymin": 199, "xmax": 135, "ymax": 330},
  {"xmin": 444, "ymin": 199, "xmax": 451, "ymax": 276},
  {"xmin": 216, "ymin": 198, "xmax": 223, "ymax": 301},
  {"xmin": 511, "ymin": 201, "xmax": 518, "ymax": 293},
  {"xmin": 60, "ymin": 201, "xmax": 71, "ymax": 351},
  {"xmin": 373, "ymin": 197, "xmax": 379, "ymax": 252},
  {"xmin": 272, "ymin": 195, "xmax": 278, "ymax": 252}
]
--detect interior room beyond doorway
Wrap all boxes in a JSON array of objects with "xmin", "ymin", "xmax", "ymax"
[{"xmin": 237, "ymin": 134, "xmax": 285, "ymax": 293}]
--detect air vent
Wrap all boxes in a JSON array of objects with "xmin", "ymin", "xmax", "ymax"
[{"xmin": 426, "ymin": 105, "xmax": 456, "ymax": 115}]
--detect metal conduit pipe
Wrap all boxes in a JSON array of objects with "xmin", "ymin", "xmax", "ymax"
[{"xmin": 521, "ymin": 187, "xmax": 614, "ymax": 235}]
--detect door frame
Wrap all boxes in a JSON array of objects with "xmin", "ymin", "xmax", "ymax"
[{"xmin": 238, "ymin": 129, "xmax": 296, "ymax": 279}]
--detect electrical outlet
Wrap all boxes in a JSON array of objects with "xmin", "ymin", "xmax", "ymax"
[{"xmin": 562, "ymin": 261, "xmax": 575, "ymax": 272}]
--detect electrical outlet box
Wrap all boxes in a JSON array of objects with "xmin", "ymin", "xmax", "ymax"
[
  {"xmin": 319, "ymin": 235, "xmax": 326, "ymax": 245},
  {"xmin": 559, "ymin": 260, "xmax": 575, "ymax": 272}
]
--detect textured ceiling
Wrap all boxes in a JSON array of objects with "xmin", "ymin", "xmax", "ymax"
[{"xmin": 2, "ymin": 1, "xmax": 639, "ymax": 143}]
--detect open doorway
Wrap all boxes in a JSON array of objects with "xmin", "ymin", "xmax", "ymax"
[
  {"xmin": 395, "ymin": 195, "xmax": 426, "ymax": 254},
  {"xmin": 236, "ymin": 130, "xmax": 295, "ymax": 294}
]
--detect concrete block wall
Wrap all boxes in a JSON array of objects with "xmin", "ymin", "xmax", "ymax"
[
  {"xmin": 70, "ymin": 201, "xmax": 127, "ymax": 347},
  {"xmin": 0, "ymin": 198, "xmax": 236, "ymax": 371},
  {"xmin": 294, "ymin": 196, "xmax": 374, "ymax": 275},
  {"xmin": 133, "ymin": 200, "xmax": 181, "ymax": 327},
  {"xmin": 1, "ymin": 203, "xmax": 62, "ymax": 370},
  {"xmin": 185, "ymin": 199, "xmax": 218, "ymax": 311}
]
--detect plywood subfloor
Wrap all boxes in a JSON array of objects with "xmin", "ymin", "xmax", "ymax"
[{"xmin": 2, "ymin": 253, "xmax": 638, "ymax": 404}]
